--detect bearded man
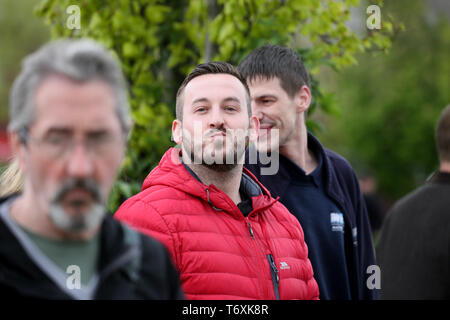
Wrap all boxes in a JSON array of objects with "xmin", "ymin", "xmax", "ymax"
[
  {"xmin": 115, "ymin": 61, "xmax": 319, "ymax": 300},
  {"xmin": 0, "ymin": 39, "xmax": 183, "ymax": 299}
]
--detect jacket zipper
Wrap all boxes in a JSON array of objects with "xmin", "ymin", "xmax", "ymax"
[
  {"xmin": 248, "ymin": 216, "xmax": 280, "ymax": 300},
  {"xmin": 246, "ymin": 219, "xmax": 272, "ymax": 299},
  {"xmin": 267, "ymin": 253, "xmax": 280, "ymax": 300},
  {"xmin": 247, "ymin": 221, "xmax": 254, "ymax": 239}
]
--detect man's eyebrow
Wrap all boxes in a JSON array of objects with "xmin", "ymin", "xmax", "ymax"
[
  {"xmin": 222, "ymin": 97, "xmax": 241, "ymax": 103},
  {"xmin": 191, "ymin": 97, "xmax": 241, "ymax": 105},
  {"xmin": 192, "ymin": 97, "xmax": 210, "ymax": 105},
  {"xmin": 86, "ymin": 128, "xmax": 110, "ymax": 136},
  {"xmin": 255, "ymin": 94, "xmax": 277, "ymax": 100},
  {"xmin": 44, "ymin": 127, "xmax": 111, "ymax": 136},
  {"xmin": 44, "ymin": 127, "xmax": 72, "ymax": 135}
]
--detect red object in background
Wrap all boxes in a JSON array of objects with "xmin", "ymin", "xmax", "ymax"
[{"xmin": 0, "ymin": 128, "xmax": 12, "ymax": 162}]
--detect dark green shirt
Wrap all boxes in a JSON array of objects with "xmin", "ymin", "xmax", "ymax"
[{"xmin": 19, "ymin": 226, "xmax": 100, "ymax": 286}]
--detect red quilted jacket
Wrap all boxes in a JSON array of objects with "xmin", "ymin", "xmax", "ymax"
[{"xmin": 115, "ymin": 148, "xmax": 319, "ymax": 300}]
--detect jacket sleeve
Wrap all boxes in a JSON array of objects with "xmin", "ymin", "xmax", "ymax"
[
  {"xmin": 329, "ymin": 150, "xmax": 379, "ymax": 300},
  {"xmin": 115, "ymin": 197, "xmax": 180, "ymax": 269}
]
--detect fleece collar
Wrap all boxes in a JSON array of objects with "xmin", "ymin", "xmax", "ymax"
[{"xmin": 428, "ymin": 171, "xmax": 450, "ymax": 185}]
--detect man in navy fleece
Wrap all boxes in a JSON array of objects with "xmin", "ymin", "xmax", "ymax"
[{"xmin": 238, "ymin": 45, "xmax": 377, "ymax": 300}]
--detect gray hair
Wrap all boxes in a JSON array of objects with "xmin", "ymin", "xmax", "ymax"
[{"xmin": 8, "ymin": 38, "xmax": 132, "ymax": 135}]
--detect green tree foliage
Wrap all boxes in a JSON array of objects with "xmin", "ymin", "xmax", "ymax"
[
  {"xmin": 35, "ymin": 0, "xmax": 399, "ymax": 211},
  {"xmin": 318, "ymin": 0, "xmax": 450, "ymax": 201},
  {"xmin": 0, "ymin": 0, "xmax": 50, "ymax": 124}
]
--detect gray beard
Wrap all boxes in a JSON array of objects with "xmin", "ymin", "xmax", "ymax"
[
  {"xmin": 49, "ymin": 178, "xmax": 105, "ymax": 234},
  {"xmin": 50, "ymin": 202, "xmax": 105, "ymax": 233}
]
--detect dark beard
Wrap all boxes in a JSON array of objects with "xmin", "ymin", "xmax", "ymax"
[
  {"xmin": 188, "ymin": 149, "xmax": 239, "ymax": 171},
  {"xmin": 202, "ymin": 162, "xmax": 238, "ymax": 172},
  {"xmin": 186, "ymin": 135, "xmax": 249, "ymax": 172}
]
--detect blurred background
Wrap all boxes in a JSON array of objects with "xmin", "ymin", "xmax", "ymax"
[{"xmin": 0, "ymin": 0, "xmax": 449, "ymax": 240}]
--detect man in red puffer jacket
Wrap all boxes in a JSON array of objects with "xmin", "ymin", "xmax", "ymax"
[{"xmin": 115, "ymin": 62, "xmax": 319, "ymax": 300}]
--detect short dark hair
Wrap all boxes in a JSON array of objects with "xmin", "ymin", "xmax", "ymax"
[
  {"xmin": 175, "ymin": 61, "xmax": 251, "ymax": 121},
  {"xmin": 237, "ymin": 44, "xmax": 310, "ymax": 98},
  {"xmin": 436, "ymin": 105, "xmax": 450, "ymax": 162}
]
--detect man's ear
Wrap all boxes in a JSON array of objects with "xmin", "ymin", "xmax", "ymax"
[
  {"xmin": 9, "ymin": 131, "xmax": 28, "ymax": 173},
  {"xmin": 295, "ymin": 85, "xmax": 312, "ymax": 114},
  {"xmin": 171, "ymin": 119, "xmax": 183, "ymax": 145},
  {"xmin": 248, "ymin": 115, "xmax": 260, "ymax": 144}
]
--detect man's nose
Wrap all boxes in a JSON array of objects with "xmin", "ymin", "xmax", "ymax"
[
  {"xmin": 208, "ymin": 107, "xmax": 225, "ymax": 129},
  {"xmin": 67, "ymin": 142, "xmax": 94, "ymax": 178}
]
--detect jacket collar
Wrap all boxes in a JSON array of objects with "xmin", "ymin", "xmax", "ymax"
[
  {"xmin": 247, "ymin": 132, "xmax": 346, "ymax": 209},
  {"xmin": 428, "ymin": 171, "xmax": 450, "ymax": 185},
  {"xmin": 183, "ymin": 161, "xmax": 263, "ymax": 198},
  {"xmin": 307, "ymin": 133, "xmax": 347, "ymax": 209},
  {"xmin": 143, "ymin": 148, "xmax": 276, "ymax": 216}
]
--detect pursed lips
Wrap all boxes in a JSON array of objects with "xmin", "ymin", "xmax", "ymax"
[{"xmin": 206, "ymin": 131, "xmax": 227, "ymax": 139}]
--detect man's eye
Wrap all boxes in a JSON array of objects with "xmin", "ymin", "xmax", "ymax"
[
  {"xmin": 89, "ymin": 133, "xmax": 107, "ymax": 143},
  {"xmin": 46, "ymin": 135, "xmax": 69, "ymax": 145},
  {"xmin": 195, "ymin": 107, "xmax": 207, "ymax": 112},
  {"xmin": 88, "ymin": 132, "xmax": 113, "ymax": 146}
]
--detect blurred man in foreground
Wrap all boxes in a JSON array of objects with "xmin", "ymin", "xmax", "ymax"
[
  {"xmin": 377, "ymin": 105, "xmax": 450, "ymax": 300},
  {"xmin": 0, "ymin": 39, "xmax": 183, "ymax": 299}
]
